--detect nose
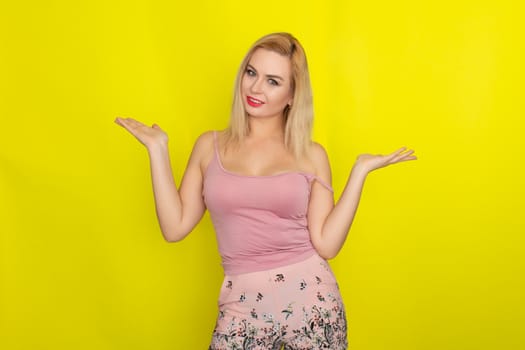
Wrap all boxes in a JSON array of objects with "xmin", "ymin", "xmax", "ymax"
[{"xmin": 250, "ymin": 77, "xmax": 264, "ymax": 93}]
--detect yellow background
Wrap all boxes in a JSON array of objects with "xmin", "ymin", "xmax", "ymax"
[{"xmin": 1, "ymin": 0, "xmax": 523, "ymax": 349}]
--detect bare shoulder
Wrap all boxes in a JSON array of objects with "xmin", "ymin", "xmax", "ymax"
[
  {"xmin": 194, "ymin": 130, "xmax": 214, "ymax": 148},
  {"xmin": 191, "ymin": 130, "xmax": 218, "ymax": 157},
  {"xmin": 191, "ymin": 130, "xmax": 219, "ymax": 173},
  {"xmin": 303, "ymin": 141, "xmax": 331, "ymax": 188},
  {"xmin": 308, "ymin": 142, "xmax": 331, "ymax": 170}
]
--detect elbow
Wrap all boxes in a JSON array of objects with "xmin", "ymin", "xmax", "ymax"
[
  {"xmin": 164, "ymin": 235, "xmax": 184, "ymax": 243},
  {"xmin": 161, "ymin": 227, "xmax": 188, "ymax": 243},
  {"xmin": 312, "ymin": 242, "xmax": 340, "ymax": 260},
  {"xmin": 317, "ymin": 249, "xmax": 338, "ymax": 260}
]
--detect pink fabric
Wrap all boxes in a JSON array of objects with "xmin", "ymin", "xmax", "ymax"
[
  {"xmin": 203, "ymin": 131, "xmax": 333, "ymax": 275},
  {"xmin": 209, "ymin": 253, "xmax": 347, "ymax": 349}
]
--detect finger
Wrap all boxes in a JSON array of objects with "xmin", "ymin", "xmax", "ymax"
[
  {"xmin": 393, "ymin": 146, "xmax": 407, "ymax": 154},
  {"xmin": 390, "ymin": 147, "xmax": 408, "ymax": 158},
  {"xmin": 384, "ymin": 147, "xmax": 408, "ymax": 162},
  {"xmin": 116, "ymin": 118, "xmax": 144, "ymax": 137},
  {"xmin": 123, "ymin": 118, "xmax": 146, "ymax": 129},
  {"xmin": 389, "ymin": 153, "xmax": 417, "ymax": 164},
  {"xmin": 388, "ymin": 150, "xmax": 416, "ymax": 164},
  {"xmin": 397, "ymin": 149, "xmax": 415, "ymax": 159},
  {"xmin": 114, "ymin": 117, "xmax": 126, "ymax": 126},
  {"xmin": 125, "ymin": 119, "xmax": 150, "ymax": 135},
  {"xmin": 115, "ymin": 117, "xmax": 131, "ymax": 129},
  {"xmin": 396, "ymin": 155, "xmax": 418, "ymax": 163}
]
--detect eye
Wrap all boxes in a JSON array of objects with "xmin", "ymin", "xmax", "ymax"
[
  {"xmin": 246, "ymin": 68, "xmax": 256, "ymax": 77},
  {"xmin": 268, "ymin": 79, "xmax": 279, "ymax": 86}
]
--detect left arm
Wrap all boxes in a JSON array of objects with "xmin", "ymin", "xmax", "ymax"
[{"xmin": 307, "ymin": 144, "xmax": 416, "ymax": 259}]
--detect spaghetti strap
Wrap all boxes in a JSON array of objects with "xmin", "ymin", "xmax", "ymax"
[
  {"xmin": 210, "ymin": 131, "xmax": 333, "ymax": 192},
  {"xmin": 213, "ymin": 131, "xmax": 220, "ymax": 159},
  {"xmin": 311, "ymin": 175, "xmax": 334, "ymax": 193}
]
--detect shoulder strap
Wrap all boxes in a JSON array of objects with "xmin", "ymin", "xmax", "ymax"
[
  {"xmin": 213, "ymin": 131, "xmax": 220, "ymax": 159},
  {"xmin": 312, "ymin": 175, "xmax": 334, "ymax": 193}
]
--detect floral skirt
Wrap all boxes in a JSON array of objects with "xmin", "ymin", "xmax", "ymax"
[{"xmin": 209, "ymin": 253, "xmax": 348, "ymax": 350}]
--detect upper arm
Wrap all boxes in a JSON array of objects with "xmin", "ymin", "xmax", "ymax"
[
  {"xmin": 307, "ymin": 143, "xmax": 335, "ymax": 253},
  {"xmin": 177, "ymin": 131, "xmax": 214, "ymax": 235}
]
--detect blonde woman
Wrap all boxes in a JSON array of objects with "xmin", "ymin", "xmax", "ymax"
[{"xmin": 115, "ymin": 32, "xmax": 416, "ymax": 349}]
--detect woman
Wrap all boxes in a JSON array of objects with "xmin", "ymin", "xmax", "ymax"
[{"xmin": 115, "ymin": 32, "xmax": 416, "ymax": 349}]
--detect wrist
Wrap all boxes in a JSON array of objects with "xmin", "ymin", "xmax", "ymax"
[
  {"xmin": 147, "ymin": 140, "xmax": 169, "ymax": 155},
  {"xmin": 351, "ymin": 163, "xmax": 370, "ymax": 178}
]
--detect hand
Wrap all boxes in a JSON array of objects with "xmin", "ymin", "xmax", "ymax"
[
  {"xmin": 114, "ymin": 117, "xmax": 168, "ymax": 150},
  {"xmin": 354, "ymin": 147, "xmax": 417, "ymax": 174}
]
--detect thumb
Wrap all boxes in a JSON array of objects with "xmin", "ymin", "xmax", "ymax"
[{"xmin": 152, "ymin": 124, "xmax": 161, "ymax": 130}]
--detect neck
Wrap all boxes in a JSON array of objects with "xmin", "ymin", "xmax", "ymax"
[{"xmin": 247, "ymin": 114, "xmax": 286, "ymax": 140}]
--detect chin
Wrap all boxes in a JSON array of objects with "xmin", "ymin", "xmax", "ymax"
[{"xmin": 246, "ymin": 110, "xmax": 273, "ymax": 118}]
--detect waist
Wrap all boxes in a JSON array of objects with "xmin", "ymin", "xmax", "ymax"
[{"xmin": 220, "ymin": 248, "xmax": 317, "ymax": 275}]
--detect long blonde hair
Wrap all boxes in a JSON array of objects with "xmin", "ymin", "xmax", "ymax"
[{"xmin": 224, "ymin": 32, "xmax": 313, "ymax": 158}]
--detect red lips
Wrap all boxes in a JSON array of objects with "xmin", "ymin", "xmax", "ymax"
[{"xmin": 247, "ymin": 96, "xmax": 265, "ymax": 107}]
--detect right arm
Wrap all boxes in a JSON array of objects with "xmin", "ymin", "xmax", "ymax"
[{"xmin": 115, "ymin": 117, "xmax": 211, "ymax": 242}]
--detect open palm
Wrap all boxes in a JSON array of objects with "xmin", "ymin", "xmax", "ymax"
[
  {"xmin": 115, "ymin": 117, "xmax": 168, "ymax": 149},
  {"xmin": 355, "ymin": 147, "xmax": 417, "ymax": 173}
]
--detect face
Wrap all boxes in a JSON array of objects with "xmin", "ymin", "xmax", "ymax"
[{"xmin": 241, "ymin": 48, "xmax": 294, "ymax": 120}]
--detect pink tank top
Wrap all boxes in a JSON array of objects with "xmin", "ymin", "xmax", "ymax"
[{"xmin": 203, "ymin": 131, "xmax": 333, "ymax": 275}]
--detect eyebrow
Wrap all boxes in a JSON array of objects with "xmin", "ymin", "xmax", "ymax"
[{"xmin": 247, "ymin": 64, "xmax": 285, "ymax": 81}]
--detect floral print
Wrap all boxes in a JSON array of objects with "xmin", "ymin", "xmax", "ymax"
[{"xmin": 209, "ymin": 255, "xmax": 348, "ymax": 349}]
